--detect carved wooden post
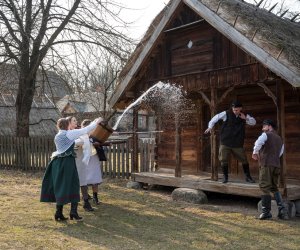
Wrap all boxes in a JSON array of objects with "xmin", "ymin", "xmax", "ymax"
[
  {"xmin": 276, "ymin": 80, "xmax": 287, "ymax": 195},
  {"xmin": 175, "ymin": 114, "xmax": 182, "ymax": 177},
  {"xmin": 210, "ymin": 87, "xmax": 218, "ymax": 181},
  {"xmin": 132, "ymin": 107, "xmax": 139, "ymax": 174},
  {"xmin": 196, "ymin": 100, "xmax": 204, "ymax": 172}
]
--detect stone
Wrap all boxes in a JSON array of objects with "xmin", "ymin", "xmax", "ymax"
[
  {"xmin": 294, "ymin": 200, "xmax": 300, "ymax": 216},
  {"xmin": 286, "ymin": 201, "xmax": 296, "ymax": 218},
  {"xmin": 126, "ymin": 181, "xmax": 143, "ymax": 189},
  {"xmin": 171, "ymin": 188, "xmax": 208, "ymax": 204}
]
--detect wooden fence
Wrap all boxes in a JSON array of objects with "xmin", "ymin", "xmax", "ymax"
[{"xmin": 0, "ymin": 136, "xmax": 156, "ymax": 178}]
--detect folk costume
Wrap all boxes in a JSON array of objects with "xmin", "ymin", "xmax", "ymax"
[
  {"xmin": 40, "ymin": 119, "xmax": 99, "ymax": 220},
  {"xmin": 253, "ymin": 119, "xmax": 288, "ymax": 220},
  {"xmin": 75, "ymin": 135, "xmax": 103, "ymax": 210},
  {"xmin": 207, "ymin": 101, "xmax": 256, "ymax": 183}
]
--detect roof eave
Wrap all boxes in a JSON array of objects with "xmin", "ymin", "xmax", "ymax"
[{"xmin": 109, "ymin": 0, "xmax": 182, "ymax": 108}]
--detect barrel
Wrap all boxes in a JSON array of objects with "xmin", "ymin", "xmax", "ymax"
[{"xmin": 90, "ymin": 123, "xmax": 114, "ymax": 142}]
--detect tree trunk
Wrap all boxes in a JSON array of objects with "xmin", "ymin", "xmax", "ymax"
[{"xmin": 16, "ymin": 72, "xmax": 36, "ymax": 137}]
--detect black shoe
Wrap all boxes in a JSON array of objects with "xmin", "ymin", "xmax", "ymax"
[
  {"xmin": 259, "ymin": 212, "xmax": 272, "ymax": 220},
  {"xmin": 274, "ymin": 192, "xmax": 289, "ymax": 220},
  {"xmin": 54, "ymin": 213, "xmax": 68, "ymax": 221},
  {"xmin": 243, "ymin": 164, "xmax": 255, "ymax": 183},
  {"xmin": 222, "ymin": 177, "xmax": 228, "ymax": 183},
  {"xmin": 70, "ymin": 213, "xmax": 83, "ymax": 220},
  {"xmin": 93, "ymin": 192, "xmax": 100, "ymax": 205},
  {"xmin": 245, "ymin": 176, "xmax": 255, "ymax": 183},
  {"xmin": 83, "ymin": 199, "xmax": 94, "ymax": 212},
  {"xmin": 259, "ymin": 195, "xmax": 272, "ymax": 220},
  {"xmin": 70, "ymin": 202, "xmax": 83, "ymax": 220},
  {"xmin": 221, "ymin": 164, "xmax": 228, "ymax": 183},
  {"xmin": 55, "ymin": 205, "xmax": 68, "ymax": 221}
]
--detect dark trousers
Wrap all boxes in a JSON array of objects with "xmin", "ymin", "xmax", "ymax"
[{"xmin": 259, "ymin": 165, "xmax": 280, "ymax": 195}]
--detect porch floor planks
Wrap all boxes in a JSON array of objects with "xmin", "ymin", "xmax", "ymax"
[{"xmin": 133, "ymin": 172, "xmax": 300, "ymax": 200}]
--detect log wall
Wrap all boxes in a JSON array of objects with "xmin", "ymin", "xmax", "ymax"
[{"xmin": 150, "ymin": 20, "xmax": 300, "ymax": 181}]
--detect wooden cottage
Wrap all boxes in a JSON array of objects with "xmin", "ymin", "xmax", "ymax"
[
  {"xmin": 109, "ymin": 0, "xmax": 300, "ymax": 200},
  {"xmin": 0, "ymin": 64, "xmax": 70, "ymax": 136}
]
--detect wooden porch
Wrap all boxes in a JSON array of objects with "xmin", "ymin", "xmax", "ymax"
[{"xmin": 133, "ymin": 170, "xmax": 300, "ymax": 201}]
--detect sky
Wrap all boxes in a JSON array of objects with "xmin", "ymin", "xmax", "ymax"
[
  {"xmin": 121, "ymin": 0, "xmax": 169, "ymax": 40},
  {"xmin": 122, "ymin": 0, "xmax": 300, "ymax": 40}
]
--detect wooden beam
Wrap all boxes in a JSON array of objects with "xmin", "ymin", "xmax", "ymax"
[
  {"xmin": 196, "ymin": 100, "xmax": 205, "ymax": 172},
  {"xmin": 276, "ymin": 80, "xmax": 287, "ymax": 196},
  {"xmin": 210, "ymin": 87, "xmax": 218, "ymax": 181},
  {"xmin": 268, "ymin": 3, "xmax": 277, "ymax": 12},
  {"xmin": 175, "ymin": 115, "xmax": 182, "ymax": 177},
  {"xmin": 256, "ymin": 0, "xmax": 264, "ymax": 7},
  {"xmin": 257, "ymin": 82, "xmax": 277, "ymax": 105},
  {"xmin": 218, "ymin": 84, "xmax": 236, "ymax": 104},
  {"xmin": 132, "ymin": 107, "xmax": 139, "ymax": 174},
  {"xmin": 133, "ymin": 172, "xmax": 300, "ymax": 200},
  {"xmin": 125, "ymin": 91, "xmax": 135, "ymax": 98},
  {"xmin": 198, "ymin": 90, "xmax": 211, "ymax": 106},
  {"xmin": 184, "ymin": 0, "xmax": 300, "ymax": 87}
]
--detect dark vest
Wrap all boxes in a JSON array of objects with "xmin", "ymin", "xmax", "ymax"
[
  {"xmin": 259, "ymin": 131, "xmax": 283, "ymax": 168},
  {"xmin": 220, "ymin": 110, "xmax": 246, "ymax": 147}
]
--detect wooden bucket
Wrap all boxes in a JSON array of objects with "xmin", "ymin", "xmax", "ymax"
[{"xmin": 90, "ymin": 123, "xmax": 114, "ymax": 142}]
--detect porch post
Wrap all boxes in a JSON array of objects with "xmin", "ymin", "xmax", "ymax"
[
  {"xmin": 197, "ymin": 100, "xmax": 205, "ymax": 172},
  {"xmin": 132, "ymin": 107, "xmax": 139, "ymax": 173},
  {"xmin": 276, "ymin": 80, "xmax": 287, "ymax": 196},
  {"xmin": 175, "ymin": 114, "xmax": 182, "ymax": 177},
  {"xmin": 210, "ymin": 87, "xmax": 218, "ymax": 181}
]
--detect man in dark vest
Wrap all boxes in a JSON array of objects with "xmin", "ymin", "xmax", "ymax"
[
  {"xmin": 204, "ymin": 100, "xmax": 256, "ymax": 183},
  {"xmin": 252, "ymin": 119, "xmax": 288, "ymax": 220}
]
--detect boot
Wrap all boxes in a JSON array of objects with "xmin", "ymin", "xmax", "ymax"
[
  {"xmin": 54, "ymin": 204, "xmax": 68, "ymax": 221},
  {"xmin": 70, "ymin": 202, "xmax": 83, "ymax": 220},
  {"xmin": 83, "ymin": 199, "xmax": 94, "ymax": 212},
  {"xmin": 93, "ymin": 192, "xmax": 100, "ymax": 205},
  {"xmin": 259, "ymin": 195, "xmax": 272, "ymax": 220},
  {"xmin": 222, "ymin": 164, "xmax": 228, "ymax": 183},
  {"xmin": 274, "ymin": 192, "xmax": 289, "ymax": 220},
  {"xmin": 242, "ymin": 164, "xmax": 255, "ymax": 183}
]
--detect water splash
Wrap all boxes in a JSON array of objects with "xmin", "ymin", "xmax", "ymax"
[{"xmin": 113, "ymin": 81, "xmax": 192, "ymax": 130}]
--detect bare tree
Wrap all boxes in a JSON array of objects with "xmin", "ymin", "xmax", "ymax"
[
  {"xmin": 0, "ymin": 0, "xmax": 133, "ymax": 137},
  {"xmin": 56, "ymin": 49, "xmax": 122, "ymax": 121}
]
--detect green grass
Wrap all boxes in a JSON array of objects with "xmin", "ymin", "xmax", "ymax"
[{"xmin": 0, "ymin": 169, "xmax": 299, "ymax": 250}]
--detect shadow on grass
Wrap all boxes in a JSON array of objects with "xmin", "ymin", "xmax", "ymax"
[{"xmin": 52, "ymin": 183, "xmax": 300, "ymax": 250}]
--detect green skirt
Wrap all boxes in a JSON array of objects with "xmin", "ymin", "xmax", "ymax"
[{"xmin": 40, "ymin": 145, "xmax": 80, "ymax": 205}]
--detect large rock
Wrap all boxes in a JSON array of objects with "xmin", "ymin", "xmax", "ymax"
[
  {"xmin": 171, "ymin": 188, "xmax": 208, "ymax": 204},
  {"xmin": 257, "ymin": 199, "xmax": 296, "ymax": 218},
  {"xmin": 126, "ymin": 181, "xmax": 143, "ymax": 189}
]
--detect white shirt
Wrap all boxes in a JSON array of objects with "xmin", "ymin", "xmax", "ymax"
[
  {"xmin": 208, "ymin": 111, "xmax": 256, "ymax": 129},
  {"xmin": 253, "ymin": 132, "xmax": 284, "ymax": 156}
]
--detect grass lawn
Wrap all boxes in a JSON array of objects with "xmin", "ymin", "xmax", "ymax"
[{"xmin": 0, "ymin": 169, "xmax": 299, "ymax": 250}]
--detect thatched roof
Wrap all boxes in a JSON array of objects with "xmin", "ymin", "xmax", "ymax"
[
  {"xmin": 110, "ymin": 0, "xmax": 300, "ymax": 107},
  {"xmin": 0, "ymin": 63, "xmax": 71, "ymax": 102},
  {"xmin": 0, "ymin": 64, "xmax": 69, "ymax": 136},
  {"xmin": 199, "ymin": 0, "xmax": 300, "ymax": 75},
  {"xmin": 0, "ymin": 92, "xmax": 60, "ymax": 136}
]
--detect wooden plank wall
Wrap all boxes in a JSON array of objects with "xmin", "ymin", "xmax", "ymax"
[
  {"xmin": 201, "ymin": 83, "xmax": 300, "ymax": 181},
  {"xmin": 157, "ymin": 111, "xmax": 198, "ymax": 174},
  {"xmin": 169, "ymin": 22, "xmax": 214, "ymax": 75}
]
